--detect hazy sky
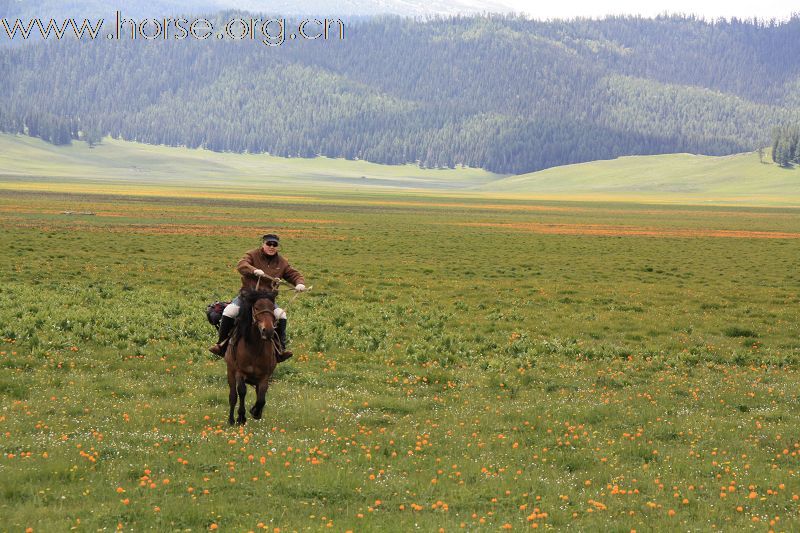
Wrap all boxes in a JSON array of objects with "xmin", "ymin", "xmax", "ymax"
[{"xmin": 502, "ymin": 0, "xmax": 797, "ymax": 21}]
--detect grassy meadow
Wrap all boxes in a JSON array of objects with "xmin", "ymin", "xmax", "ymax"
[
  {"xmin": 1, "ymin": 138, "xmax": 800, "ymax": 531},
  {"xmin": 2, "ymin": 134, "xmax": 800, "ymax": 204},
  {"xmin": 0, "ymin": 135, "xmax": 499, "ymax": 194},
  {"xmin": 2, "ymin": 188, "xmax": 800, "ymax": 532},
  {"xmin": 483, "ymin": 151, "xmax": 800, "ymax": 205}
]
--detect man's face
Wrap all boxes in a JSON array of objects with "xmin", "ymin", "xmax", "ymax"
[{"xmin": 262, "ymin": 240, "xmax": 279, "ymax": 256}]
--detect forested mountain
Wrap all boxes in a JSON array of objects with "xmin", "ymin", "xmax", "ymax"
[{"xmin": 2, "ymin": 14, "xmax": 800, "ymax": 174}]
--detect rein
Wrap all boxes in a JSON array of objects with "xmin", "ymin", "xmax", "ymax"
[
  {"xmin": 255, "ymin": 273, "xmax": 281, "ymax": 292},
  {"xmin": 254, "ymin": 273, "xmax": 312, "ymax": 313},
  {"xmin": 250, "ymin": 301, "xmax": 282, "ymax": 359},
  {"xmin": 241, "ymin": 276, "xmax": 312, "ymax": 362}
]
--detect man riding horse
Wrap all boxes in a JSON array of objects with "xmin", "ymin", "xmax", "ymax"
[{"xmin": 209, "ymin": 233, "xmax": 306, "ymax": 361}]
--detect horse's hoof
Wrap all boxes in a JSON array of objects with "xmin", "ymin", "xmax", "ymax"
[
  {"xmin": 237, "ymin": 418, "xmax": 246, "ymax": 425},
  {"xmin": 228, "ymin": 418, "xmax": 235, "ymax": 426}
]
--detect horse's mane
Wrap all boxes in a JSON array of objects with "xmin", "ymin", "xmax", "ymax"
[{"xmin": 235, "ymin": 289, "xmax": 277, "ymax": 341}]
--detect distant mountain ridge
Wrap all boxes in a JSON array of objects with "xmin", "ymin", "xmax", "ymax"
[{"xmin": 1, "ymin": 14, "xmax": 800, "ymax": 174}]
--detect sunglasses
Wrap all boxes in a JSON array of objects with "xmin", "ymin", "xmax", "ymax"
[{"xmin": 264, "ymin": 241, "xmax": 279, "ymax": 247}]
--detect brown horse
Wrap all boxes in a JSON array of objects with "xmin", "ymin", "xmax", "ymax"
[{"xmin": 224, "ymin": 290, "xmax": 281, "ymax": 425}]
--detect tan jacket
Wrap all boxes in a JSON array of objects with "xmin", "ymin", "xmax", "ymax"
[{"xmin": 236, "ymin": 247, "xmax": 305, "ymax": 293}]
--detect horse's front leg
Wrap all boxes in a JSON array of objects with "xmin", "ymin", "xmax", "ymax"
[
  {"xmin": 250, "ymin": 380, "xmax": 269, "ymax": 420},
  {"xmin": 227, "ymin": 370, "xmax": 237, "ymax": 426},
  {"xmin": 236, "ymin": 376, "xmax": 247, "ymax": 425}
]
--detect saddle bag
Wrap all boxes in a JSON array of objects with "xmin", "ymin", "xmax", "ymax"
[{"xmin": 206, "ymin": 301, "xmax": 230, "ymax": 330}]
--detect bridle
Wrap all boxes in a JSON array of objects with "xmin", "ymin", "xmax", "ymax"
[
  {"xmin": 250, "ymin": 301, "xmax": 281, "ymax": 354},
  {"xmin": 252, "ymin": 305, "xmax": 275, "ymax": 325}
]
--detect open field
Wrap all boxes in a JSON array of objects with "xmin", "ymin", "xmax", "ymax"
[{"xmin": 1, "ymin": 181, "xmax": 800, "ymax": 531}]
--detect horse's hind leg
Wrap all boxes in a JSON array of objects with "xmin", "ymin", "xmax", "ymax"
[
  {"xmin": 227, "ymin": 372, "xmax": 237, "ymax": 426},
  {"xmin": 250, "ymin": 381, "xmax": 269, "ymax": 420},
  {"xmin": 236, "ymin": 376, "xmax": 247, "ymax": 425}
]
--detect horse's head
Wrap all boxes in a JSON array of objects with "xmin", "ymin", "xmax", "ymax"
[
  {"xmin": 235, "ymin": 289, "xmax": 278, "ymax": 344},
  {"xmin": 252, "ymin": 297, "xmax": 276, "ymax": 341}
]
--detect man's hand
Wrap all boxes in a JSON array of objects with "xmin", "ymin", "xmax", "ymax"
[
  {"xmin": 295, "ymin": 283, "xmax": 306, "ymax": 292},
  {"xmin": 253, "ymin": 269, "xmax": 265, "ymax": 277}
]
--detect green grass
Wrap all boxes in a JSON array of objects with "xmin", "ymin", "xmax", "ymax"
[
  {"xmin": 483, "ymin": 151, "xmax": 800, "ymax": 205},
  {"xmin": 1, "ymin": 182, "xmax": 800, "ymax": 531},
  {"xmin": 2, "ymin": 134, "xmax": 800, "ymax": 205},
  {"xmin": 0, "ymin": 134, "xmax": 499, "ymax": 193}
]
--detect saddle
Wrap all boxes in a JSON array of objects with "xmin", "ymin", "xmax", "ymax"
[
  {"xmin": 206, "ymin": 298, "xmax": 291, "ymax": 361},
  {"xmin": 206, "ymin": 301, "xmax": 230, "ymax": 330}
]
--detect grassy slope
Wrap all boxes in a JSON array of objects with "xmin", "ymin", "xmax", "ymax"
[
  {"xmin": 2, "ymin": 134, "xmax": 800, "ymax": 205},
  {"xmin": 483, "ymin": 151, "xmax": 800, "ymax": 204},
  {"xmin": 0, "ymin": 134, "xmax": 499, "ymax": 193}
]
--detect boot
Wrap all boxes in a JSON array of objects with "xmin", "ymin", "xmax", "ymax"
[
  {"xmin": 275, "ymin": 318, "xmax": 292, "ymax": 362},
  {"xmin": 209, "ymin": 315, "xmax": 235, "ymax": 357}
]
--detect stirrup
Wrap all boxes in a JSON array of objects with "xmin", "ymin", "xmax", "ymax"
[
  {"xmin": 277, "ymin": 349, "xmax": 293, "ymax": 362},
  {"xmin": 209, "ymin": 340, "xmax": 227, "ymax": 357}
]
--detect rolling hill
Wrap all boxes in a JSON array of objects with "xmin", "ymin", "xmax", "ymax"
[
  {"xmin": 0, "ymin": 133, "xmax": 499, "ymax": 194},
  {"xmin": 1, "ymin": 133, "xmax": 798, "ymax": 205},
  {"xmin": 480, "ymin": 151, "xmax": 800, "ymax": 204}
]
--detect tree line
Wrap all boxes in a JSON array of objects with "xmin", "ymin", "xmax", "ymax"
[{"xmin": 771, "ymin": 126, "xmax": 800, "ymax": 167}]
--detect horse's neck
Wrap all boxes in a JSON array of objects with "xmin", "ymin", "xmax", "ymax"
[
  {"xmin": 238, "ymin": 326, "xmax": 274, "ymax": 353},
  {"xmin": 240, "ymin": 325, "xmax": 258, "ymax": 345}
]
